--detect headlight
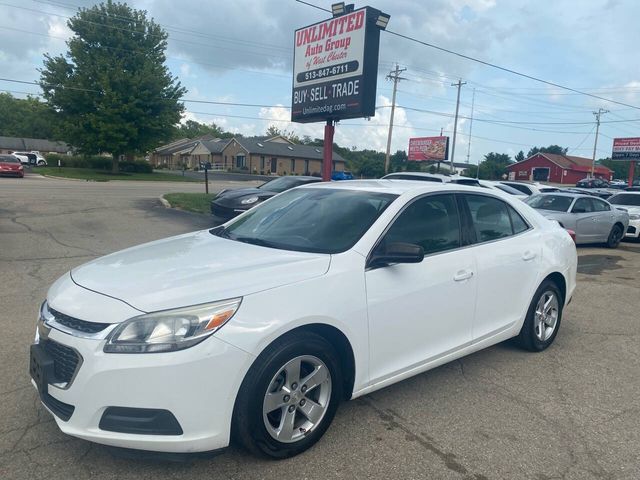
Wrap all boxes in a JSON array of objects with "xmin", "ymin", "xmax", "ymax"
[
  {"xmin": 104, "ymin": 298, "xmax": 241, "ymax": 353},
  {"xmin": 240, "ymin": 196, "xmax": 259, "ymax": 205},
  {"xmin": 630, "ymin": 214, "xmax": 640, "ymax": 220}
]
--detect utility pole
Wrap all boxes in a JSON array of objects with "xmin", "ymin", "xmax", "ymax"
[
  {"xmin": 450, "ymin": 79, "xmax": 466, "ymax": 173},
  {"xmin": 384, "ymin": 63, "xmax": 406, "ymax": 174},
  {"xmin": 466, "ymin": 88, "xmax": 476, "ymax": 165},
  {"xmin": 591, "ymin": 108, "xmax": 608, "ymax": 177}
]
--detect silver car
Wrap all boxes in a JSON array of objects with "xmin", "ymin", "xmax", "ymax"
[{"xmin": 525, "ymin": 193, "xmax": 629, "ymax": 248}]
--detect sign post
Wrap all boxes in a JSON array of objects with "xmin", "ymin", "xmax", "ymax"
[
  {"xmin": 291, "ymin": 5, "xmax": 389, "ymax": 181},
  {"xmin": 612, "ymin": 137, "xmax": 640, "ymax": 187}
]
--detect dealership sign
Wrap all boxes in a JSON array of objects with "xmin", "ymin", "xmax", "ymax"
[
  {"xmin": 408, "ymin": 136, "xmax": 450, "ymax": 161},
  {"xmin": 291, "ymin": 7, "xmax": 382, "ymax": 123},
  {"xmin": 612, "ymin": 137, "xmax": 640, "ymax": 161}
]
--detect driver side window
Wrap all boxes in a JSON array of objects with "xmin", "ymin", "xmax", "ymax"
[{"xmin": 382, "ymin": 194, "xmax": 461, "ymax": 256}]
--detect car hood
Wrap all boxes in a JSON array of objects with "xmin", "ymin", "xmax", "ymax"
[
  {"xmin": 70, "ymin": 230, "xmax": 331, "ymax": 312},
  {"xmin": 0, "ymin": 162, "xmax": 20, "ymax": 168}
]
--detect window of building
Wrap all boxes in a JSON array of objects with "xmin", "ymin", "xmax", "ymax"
[
  {"xmin": 291, "ymin": 158, "xmax": 296, "ymax": 172},
  {"xmin": 236, "ymin": 154, "xmax": 246, "ymax": 168},
  {"xmin": 261, "ymin": 156, "xmax": 265, "ymax": 170}
]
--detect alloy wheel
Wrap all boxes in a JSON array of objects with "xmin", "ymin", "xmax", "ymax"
[
  {"xmin": 262, "ymin": 355, "xmax": 332, "ymax": 444},
  {"xmin": 534, "ymin": 291, "xmax": 559, "ymax": 342}
]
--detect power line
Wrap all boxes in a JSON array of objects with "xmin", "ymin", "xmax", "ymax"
[
  {"xmin": 384, "ymin": 64, "xmax": 407, "ymax": 174},
  {"xmin": 294, "ymin": 0, "xmax": 640, "ymax": 110}
]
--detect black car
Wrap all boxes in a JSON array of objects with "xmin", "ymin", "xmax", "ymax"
[
  {"xmin": 576, "ymin": 177, "xmax": 610, "ymax": 188},
  {"xmin": 210, "ymin": 176, "xmax": 321, "ymax": 220}
]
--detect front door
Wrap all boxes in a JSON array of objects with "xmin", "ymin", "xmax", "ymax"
[
  {"xmin": 572, "ymin": 197, "xmax": 602, "ymax": 243},
  {"xmin": 365, "ymin": 194, "xmax": 476, "ymax": 385},
  {"xmin": 270, "ymin": 158, "xmax": 277, "ymax": 173}
]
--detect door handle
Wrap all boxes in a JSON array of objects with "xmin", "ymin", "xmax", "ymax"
[
  {"xmin": 453, "ymin": 270, "xmax": 474, "ymax": 282},
  {"xmin": 522, "ymin": 250, "xmax": 537, "ymax": 261}
]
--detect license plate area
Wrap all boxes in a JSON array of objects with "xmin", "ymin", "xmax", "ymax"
[{"xmin": 30, "ymin": 343, "xmax": 56, "ymax": 395}]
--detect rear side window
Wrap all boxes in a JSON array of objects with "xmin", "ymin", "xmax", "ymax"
[
  {"xmin": 464, "ymin": 194, "xmax": 523, "ymax": 243},
  {"xmin": 572, "ymin": 198, "xmax": 593, "ymax": 213},
  {"xmin": 592, "ymin": 199, "xmax": 610, "ymax": 212},
  {"xmin": 383, "ymin": 194, "xmax": 460, "ymax": 255},
  {"xmin": 508, "ymin": 206, "xmax": 529, "ymax": 234},
  {"xmin": 504, "ymin": 183, "xmax": 532, "ymax": 195}
]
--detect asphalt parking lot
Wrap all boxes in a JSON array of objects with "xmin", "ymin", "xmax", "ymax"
[{"xmin": 1, "ymin": 176, "xmax": 639, "ymax": 479}]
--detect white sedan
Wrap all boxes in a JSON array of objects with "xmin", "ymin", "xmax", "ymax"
[
  {"xmin": 607, "ymin": 191, "xmax": 640, "ymax": 239},
  {"xmin": 31, "ymin": 181, "xmax": 577, "ymax": 458}
]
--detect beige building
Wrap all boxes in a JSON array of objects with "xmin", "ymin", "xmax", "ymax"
[{"xmin": 151, "ymin": 135, "xmax": 347, "ymax": 176}]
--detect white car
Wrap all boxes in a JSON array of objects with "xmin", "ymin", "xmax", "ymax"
[
  {"xmin": 500, "ymin": 181, "xmax": 560, "ymax": 196},
  {"xmin": 607, "ymin": 192, "xmax": 640, "ymax": 239},
  {"xmin": 31, "ymin": 181, "xmax": 577, "ymax": 458},
  {"xmin": 10, "ymin": 151, "xmax": 47, "ymax": 166}
]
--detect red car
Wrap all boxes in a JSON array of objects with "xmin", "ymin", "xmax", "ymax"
[{"xmin": 0, "ymin": 155, "xmax": 24, "ymax": 178}]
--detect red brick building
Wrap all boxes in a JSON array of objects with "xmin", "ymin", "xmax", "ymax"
[{"xmin": 506, "ymin": 153, "xmax": 613, "ymax": 184}]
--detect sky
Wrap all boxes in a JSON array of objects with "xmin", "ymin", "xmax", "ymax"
[{"xmin": 1, "ymin": 0, "xmax": 640, "ymax": 165}]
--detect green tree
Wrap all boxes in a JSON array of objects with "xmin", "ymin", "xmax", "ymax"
[
  {"xmin": 515, "ymin": 150, "xmax": 525, "ymax": 162},
  {"xmin": 174, "ymin": 120, "xmax": 233, "ymax": 139},
  {"xmin": 390, "ymin": 149, "xmax": 408, "ymax": 172},
  {"xmin": 526, "ymin": 145, "xmax": 568, "ymax": 158},
  {"xmin": 597, "ymin": 157, "xmax": 638, "ymax": 181},
  {"xmin": 471, "ymin": 152, "xmax": 513, "ymax": 179},
  {"xmin": 40, "ymin": 1, "xmax": 186, "ymax": 172},
  {"xmin": 0, "ymin": 93, "xmax": 58, "ymax": 138}
]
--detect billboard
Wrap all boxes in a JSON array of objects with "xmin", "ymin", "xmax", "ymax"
[
  {"xmin": 612, "ymin": 137, "xmax": 640, "ymax": 161},
  {"xmin": 291, "ymin": 7, "xmax": 382, "ymax": 123},
  {"xmin": 408, "ymin": 136, "xmax": 450, "ymax": 161}
]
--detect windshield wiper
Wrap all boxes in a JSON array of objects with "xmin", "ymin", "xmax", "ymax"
[{"xmin": 232, "ymin": 236, "xmax": 276, "ymax": 248}]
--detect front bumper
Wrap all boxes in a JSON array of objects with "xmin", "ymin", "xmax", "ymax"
[
  {"xmin": 32, "ymin": 321, "xmax": 254, "ymax": 453},
  {"xmin": 625, "ymin": 219, "xmax": 640, "ymax": 238},
  {"xmin": 210, "ymin": 201, "xmax": 248, "ymax": 220}
]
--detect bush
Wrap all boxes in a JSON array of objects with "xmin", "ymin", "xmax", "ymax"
[{"xmin": 43, "ymin": 154, "xmax": 152, "ymax": 173}]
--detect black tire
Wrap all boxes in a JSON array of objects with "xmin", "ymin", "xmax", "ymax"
[
  {"xmin": 516, "ymin": 280, "xmax": 563, "ymax": 352},
  {"xmin": 232, "ymin": 331, "xmax": 343, "ymax": 459},
  {"xmin": 37, "ymin": 161, "xmax": 46, "ymax": 167},
  {"xmin": 606, "ymin": 224, "xmax": 624, "ymax": 248}
]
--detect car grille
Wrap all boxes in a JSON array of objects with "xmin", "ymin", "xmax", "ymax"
[
  {"xmin": 41, "ymin": 339, "xmax": 81, "ymax": 384},
  {"xmin": 42, "ymin": 392, "xmax": 75, "ymax": 421},
  {"xmin": 49, "ymin": 307, "xmax": 110, "ymax": 334}
]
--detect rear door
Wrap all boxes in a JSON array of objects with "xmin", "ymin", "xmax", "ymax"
[
  {"xmin": 591, "ymin": 198, "xmax": 615, "ymax": 241},
  {"xmin": 461, "ymin": 193, "xmax": 541, "ymax": 341}
]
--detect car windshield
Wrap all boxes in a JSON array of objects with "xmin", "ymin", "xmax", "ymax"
[
  {"xmin": 214, "ymin": 188, "xmax": 397, "ymax": 254},
  {"xmin": 258, "ymin": 176, "xmax": 309, "ymax": 193},
  {"xmin": 608, "ymin": 194, "xmax": 640, "ymax": 206},
  {"xmin": 525, "ymin": 194, "xmax": 573, "ymax": 212},
  {"xmin": 0, "ymin": 156, "xmax": 19, "ymax": 163}
]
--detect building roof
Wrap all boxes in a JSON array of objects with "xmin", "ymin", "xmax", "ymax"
[
  {"xmin": 154, "ymin": 135, "xmax": 346, "ymax": 162},
  {"xmin": 507, "ymin": 152, "xmax": 613, "ymax": 174},
  {"xmin": 0, "ymin": 136, "xmax": 70, "ymax": 153},
  {"xmin": 235, "ymin": 136, "xmax": 346, "ymax": 162}
]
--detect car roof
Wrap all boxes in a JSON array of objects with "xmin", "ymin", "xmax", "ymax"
[
  {"xmin": 300, "ymin": 179, "xmax": 509, "ymax": 196},
  {"xmin": 534, "ymin": 191, "xmax": 599, "ymax": 200}
]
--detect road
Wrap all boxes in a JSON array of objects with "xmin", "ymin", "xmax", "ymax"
[{"xmin": 1, "ymin": 175, "xmax": 639, "ymax": 479}]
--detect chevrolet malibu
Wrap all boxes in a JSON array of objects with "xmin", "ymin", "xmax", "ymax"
[{"xmin": 31, "ymin": 181, "xmax": 577, "ymax": 458}]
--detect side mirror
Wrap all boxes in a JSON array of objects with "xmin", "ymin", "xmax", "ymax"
[{"xmin": 368, "ymin": 242, "xmax": 424, "ymax": 268}]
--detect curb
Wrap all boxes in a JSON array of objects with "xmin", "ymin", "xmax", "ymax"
[{"xmin": 159, "ymin": 195, "xmax": 171, "ymax": 208}]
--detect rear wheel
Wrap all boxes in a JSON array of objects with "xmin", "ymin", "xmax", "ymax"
[
  {"xmin": 606, "ymin": 224, "xmax": 624, "ymax": 248},
  {"xmin": 37, "ymin": 160, "xmax": 46, "ymax": 167},
  {"xmin": 232, "ymin": 331, "xmax": 342, "ymax": 459},
  {"xmin": 516, "ymin": 280, "xmax": 563, "ymax": 352}
]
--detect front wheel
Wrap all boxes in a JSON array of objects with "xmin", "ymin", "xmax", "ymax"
[
  {"xmin": 232, "ymin": 331, "xmax": 343, "ymax": 459},
  {"xmin": 516, "ymin": 280, "xmax": 563, "ymax": 352},
  {"xmin": 606, "ymin": 224, "xmax": 623, "ymax": 248}
]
